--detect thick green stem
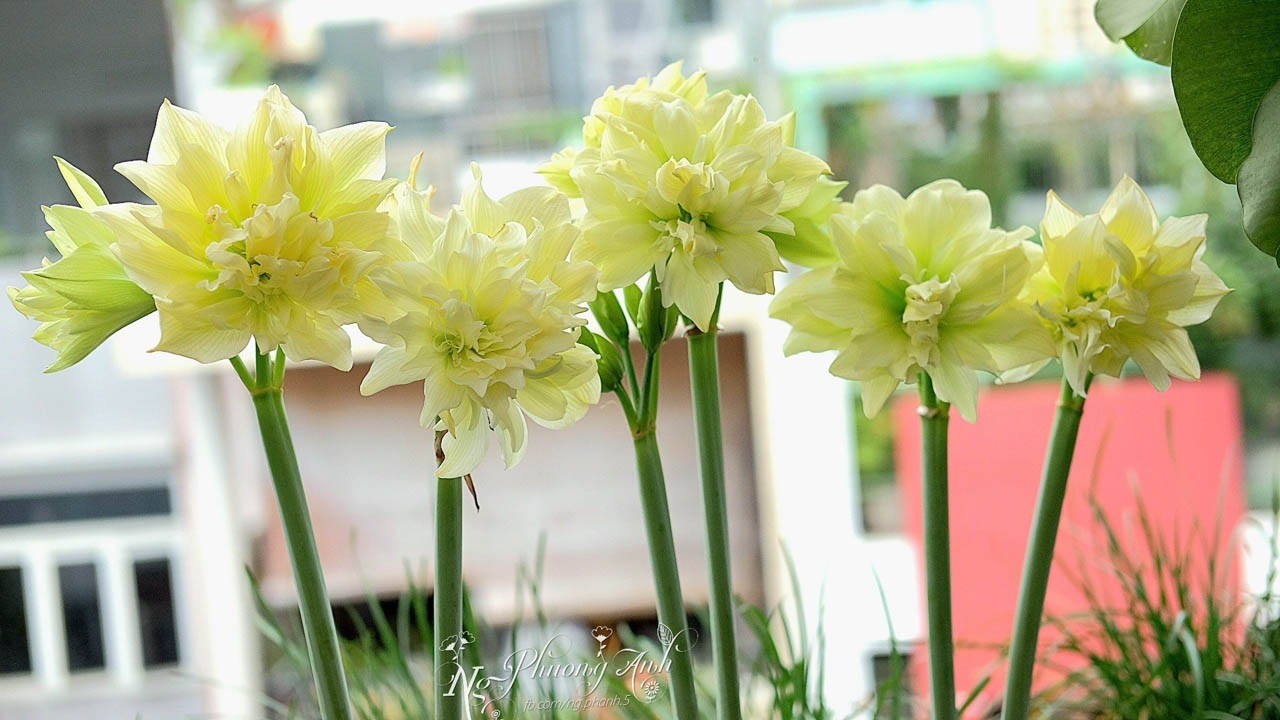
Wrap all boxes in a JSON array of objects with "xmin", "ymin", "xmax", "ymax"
[
  {"xmin": 918, "ymin": 373, "xmax": 955, "ymax": 720},
  {"xmin": 434, "ymin": 432, "xmax": 465, "ymax": 720},
  {"xmin": 687, "ymin": 328, "xmax": 741, "ymax": 720},
  {"xmin": 1001, "ymin": 379, "xmax": 1087, "ymax": 720},
  {"xmin": 250, "ymin": 379, "xmax": 351, "ymax": 720},
  {"xmin": 632, "ymin": 429, "xmax": 701, "ymax": 718}
]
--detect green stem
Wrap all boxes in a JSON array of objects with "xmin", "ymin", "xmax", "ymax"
[
  {"xmin": 632, "ymin": 428, "xmax": 700, "ymax": 718},
  {"xmin": 1001, "ymin": 378, "xmax": 1088, "ymax": 720},
  {"xmin": 622, "ymin": 338, "xmax": 642, "ymax": 400},
  {"xmin": 434, "ymin": 431, "xmax": 464, "ymax": 720},
  {"xmin": 919, "ymin": 373, "xmax": 955, "ymax": 720},
  {"xmin": 247, "ymin": 356, "xmax": 351, "ymax": 720},
  {"xmin": 687, "ymin": 327, "xmax": 742, "ymax": 720},
  {"xmin": 640, "ymin": 343, "xmax": 662, "ymax": 426}
]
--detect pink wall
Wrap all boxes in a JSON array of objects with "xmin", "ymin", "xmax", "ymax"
[{"xmin": 894, "ymin": 373, "xmax": 1245, "ymax": 714}]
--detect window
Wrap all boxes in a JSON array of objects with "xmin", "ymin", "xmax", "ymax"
[
  {"xmin": 871, "ymin": 651, "xmax": 912, "ymax": 718},
  {"xmin": 59, "ymin": 563, "xmax": 105, "ymax": 672},
  {"xmin": 0, "ymin": 480, "xmax": 183, "ymax": 686},
  {"xmin": 0, "ymin": 487, "xmax": 170, "ymax": 528},
  {"xmin": 134, "ymin": 559, "xmax": 179, "ymax": 668},
  {"xmin": 0, "ymin": 566, "xmax": 31, "ymax": 675}
]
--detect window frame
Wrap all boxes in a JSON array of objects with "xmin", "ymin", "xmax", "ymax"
[{"xmin": 0, "ymin": 513, "xmax": 186, "ymax": 697}]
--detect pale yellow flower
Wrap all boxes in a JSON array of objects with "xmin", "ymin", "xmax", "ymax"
[
  {"xmin": 8, "ymin": 158, "xmax": 156, "ymax": 372},
  {"xmin": 1019, "ymin": 176, "xmax": 1228, "ymax": 394},
  {"xmin": 360, "ymin": 163, "xmax": 600, "ymax": 478},
  {"xmin": 93, "ymin": 86, "xmax": 400, "ymax": 369},
  {"xmin": 770, "ymin": 180, "xmax": 1054, "ymax": 421},
  {"xmin": 772, "ymin": 174, "xmax": 847, "ymax": 268},
  {"xmin": 540, "ymin": 62, "xmax": 832, "ymax": 330},
  {"xmin": 540, "ymin": 63, "xmax": 709, "ymax": 196}
]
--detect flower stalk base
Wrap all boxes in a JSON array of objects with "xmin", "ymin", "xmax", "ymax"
[
  {"xmin": 688, "ymin": 326, "xmax": 743, "ymax": 720},
  {"xmin": 435, "ymin": 431, "xmax": 465, "ymax": 720},
  {"xmin": 632, "ymin": 428, "xmax": 701, "ymax": 718},
  {"xmin": 241, "ymin": 351, "xmax": 352, "ymax": 720},
  {"xmin": 1001, "ymin": 378, "xmax": 1088, "ymax": 720},
  {"xmin": 919, "ymin": 373, "xmax": 956, "ymax": 720}
]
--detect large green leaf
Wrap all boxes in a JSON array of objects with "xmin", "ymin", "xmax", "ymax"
[
  {"xmin": 1238, "ymin": 80, "xmax": 1280, "ymax": 260},
  {"xmin": 1170, "ymin": 0, "xmax": 1280, "ymax": 183},
  {"xmin": 1095, "ymin": 0, "xmax": 1187, "ymax": 65}
]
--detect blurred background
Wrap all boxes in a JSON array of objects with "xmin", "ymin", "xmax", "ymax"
[{"xmin": 0, "ymin": 0, "xmax": 1276, "ymax": 718}]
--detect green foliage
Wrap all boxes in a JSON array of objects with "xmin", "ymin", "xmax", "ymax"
[
  {"xmin": 740, "ymin": 556, "xmax": 833, "ymax": 720},
  {"xmin": 1036, "ymin": 493, "xmax": 1280, "ymax": 719},
  {"xmin": 868, "ymin": 571, "xmax": 909, "ymax": 720},
  {"xmin": 252, "ymin": 556, "xmax": 626, "ymax": 719},
  {"xmin": 1168, "ymin": 0, "xmax": 1280, "ymax": 258},
  {"xmin": 637, "ymin": 272, "xmax": 668, "ymax": 354},
  {"xmin": 1238, "ymin": 84, "xmax": 1280, "ymax": 261},
  {"xmin": 1099, "ymin": 0, "xmax": 1280, "ymax": 260},
  {"xmin": 589, "ymin": 292, "xmax": 630, "ymax": 348},
  {"xmin": 250, "ymin": 548, "xmax": 855, "ymax": 719},
  {"xmin": 577, "ymin": 328, "xmax": 624, "ymax": 393},
  {"xmin": 1170, "ymin": 0, "xmax": 1280, "ymax": 184},
  {"xmin": 1094, "ymin": 0, "xmax": 1186, "ymax": 65},
  {"xmin": 902, "ymin": 94, "xmax": 1013, "ymax": 225}
]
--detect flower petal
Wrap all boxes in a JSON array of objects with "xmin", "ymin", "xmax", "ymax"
[
  {"xmin": 152, "ymin": 299, "xmax": 252, "ymax": 363},
  {"xmin": 54, "ymin": 157, "xmax": 109, "ymax": 209}
]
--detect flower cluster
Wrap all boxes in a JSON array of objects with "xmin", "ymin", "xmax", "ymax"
[
  {"xmin": 8, "ymin": 72, "xmax": 1231, "ymax": 466},
  {"xmin": 96, "ymin": 86, "xmax": 402, "ymax": 369},
  {"xmin": 770, "ymin": 180, "xmax": 1052, "ymax": 420},
  {"xmin": 542, "ymin": 62, "xmax": 833, "ymax": 329},
  {"xmin": 1018, "ymin": 177, "xmax": 1229, "ymax": 394},
  {"xmin": 359, "ymin": 163, "xmax": 600, "ymax": 477}
]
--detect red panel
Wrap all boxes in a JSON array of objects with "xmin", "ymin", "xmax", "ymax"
[{"xmin": 894, "ymin": 373, "xmax": 1245, "ymax": 714}]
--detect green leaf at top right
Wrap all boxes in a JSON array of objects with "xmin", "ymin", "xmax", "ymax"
[{"xmin": 1170, "ymin": 0, "xmax": 1280, "ymax": 184}]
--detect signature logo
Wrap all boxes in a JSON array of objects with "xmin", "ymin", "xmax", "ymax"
[{"xmin": 439, "ymin": 623, "xmax": 697, "ymax": 717}]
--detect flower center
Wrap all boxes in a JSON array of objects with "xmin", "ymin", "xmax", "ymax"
[
  {"xmin": 658, "ymin": 215, "xmax": 718, "ymax": 258},
  {"xmin": 427, "ymin": 289, "xmax": 549, "ymax": 395},
  {"xmin": 201, "ymin": 195, "xmax": 339, "ymax": 305},
  {"xmin": 650, "ymin": 159, "xmax": 734, "ymax": 259},
  {"xmin": 655, "ymin": 159, "xmax": 724, "ymax": 210},
  {"xmin": 902, "ymin": 275, "xmax": 960, "ymax": 366},
  {"xmin": 1057, "ymin": 292, "xmax": 1114, "ymax": 339}
]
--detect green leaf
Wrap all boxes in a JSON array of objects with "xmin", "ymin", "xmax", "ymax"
[
  {"xmin": 637, "ymin": 272, "xmax": 666, "ymax": 353},
  {"xmin": 1122, "ymin": 0, "xmax": 1187, "ymax": 65},
  {"xmin": 1171, "ymin": 0, "xmax": 1280, "ymax": 182},
  {"xmin": 577, "ymin": 325, "xmax": 601, "ymax": 353},
  {"xmin": 1096, "ymin": 0, "xmax": 1166, "ymax": 38},
  {"xmin": 623, "ymin": 283, "xmax": 642, "ymax": 326},
  {"xmin": 597, "ymin": 340, "xmax": 623, "ymax": 394},
  {"xmin": 1096, "ymin": 0, "xmax": 1189, "ymax": 66},
  {"xmin": 588, "ymin": 291, "xmax": 630, "ymax": 346},
  {"xmin": 580, "ymin": 328, "xmax": 624, "ymax": 392},
  {"xmin": 1238, "ymin": 79, "xmax": 1280, "ymax": 260}
]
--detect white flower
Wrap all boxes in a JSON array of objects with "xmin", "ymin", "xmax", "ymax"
[
  {"xmin": 770, "ymin": 180, "xmax": 1053, "ymax": 420},
  {"xmin": 94, "ymin": 86, "xmax": 400, "ymax": 369},
  {"xmin": 542, "ymin": 62, "xmax": 832, "ymax": 329},
  {"xmin": 1020, "ymin": 176, "xmax": 1229, "ymax": 394},
  {"xmin": 360, "ymin": 163, "xmax": 600, "ymax": 477}
]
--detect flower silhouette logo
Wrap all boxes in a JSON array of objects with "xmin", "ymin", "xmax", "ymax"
[
  {"xmin": 591, "ymin": 625, "xmax": 613, "ymax": 657},
  {"xmin": 641, "ymin": 677, "xmax": 661, "ymax": 702},
  {"xmin": 439, "ymin": 630, "xmax": 476, "ymax": 663}
]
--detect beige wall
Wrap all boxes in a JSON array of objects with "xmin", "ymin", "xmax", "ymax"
[{"xmin": 253, "ymin": 334, "xmax": 764, "ymax": 623}]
